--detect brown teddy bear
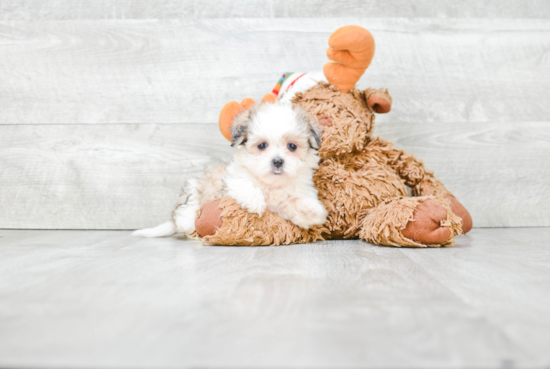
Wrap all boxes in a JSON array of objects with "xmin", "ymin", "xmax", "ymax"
[{"xmin": 193, "ymin": 25, "xmax": 472, "ymax": 247}]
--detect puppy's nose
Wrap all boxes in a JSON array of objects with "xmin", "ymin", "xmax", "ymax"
[{"xmin": 272, "ymin": 157, "xmax": 284, "ymax": 168}]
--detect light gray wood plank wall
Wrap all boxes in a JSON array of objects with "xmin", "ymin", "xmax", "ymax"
[
  {"xmin": 0, "ymin": 19, "xmax": 549, "ymax": 125},
  {"xmin": 0, "ymin": 124, "xmax": 233, "ymax": 229},
  {"xmin": 0, "ymin": 4, "xmax": 549, "ymax": 229},
  {"xmin": 1, "ymin": 121, "xmax": 548, "ymax": 229},
  {"xmin": 1, "ymin": 0, "xmax": 549, "ymax": 19}
]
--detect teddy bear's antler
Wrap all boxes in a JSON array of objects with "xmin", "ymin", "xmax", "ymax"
[{"xmin": 323, "ymin": 25, "xmax": 375, "ymax": 93}]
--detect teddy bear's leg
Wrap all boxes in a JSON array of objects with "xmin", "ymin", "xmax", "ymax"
[
  {"xmin": 359, "ymin": 196, "xmax": 463, "ymax": 247},
  {"xmin": 194, "ymin": 197, "xmax": 325, "ymax": 246},
  {"xmin": 408, "ymin": 176, "xmax": 473, "ymax": 234},
  {"xmin": 373, "ymin": 138, "xmax": 473, "ymax": 233}
]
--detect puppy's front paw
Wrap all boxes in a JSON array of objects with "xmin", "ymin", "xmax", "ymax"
[
  {"xmin": 293, "ymin": 198, "xmax": 328, "ymax": 228},
  {"xmin": 236, "ymin": 188, "xmax": 267, "ymax": 216},
  {"xmin": 242, "ymin": 200, "xmax": 267, "ymax": 217}
]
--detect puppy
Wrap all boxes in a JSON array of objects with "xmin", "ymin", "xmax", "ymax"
[{"xmin": 133, "ymin": 101, "xmax": 328, "ymax": 238}]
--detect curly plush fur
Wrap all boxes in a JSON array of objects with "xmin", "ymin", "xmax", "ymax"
[
  {"xmin": 195, "ymin": 25, "xmax": 471, "ymax": 247},
  {"xmin": 199, "ymin": 198, "xmax": 327, "ymax": 246},
  {"xmin": 197, "ymin": 82, "xmax": 466, "ymax": 247}
]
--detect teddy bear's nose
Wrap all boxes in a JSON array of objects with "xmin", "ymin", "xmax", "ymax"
[{"xmin": 272, "ymin": 157, "xmax": 284, "ymax": 168}]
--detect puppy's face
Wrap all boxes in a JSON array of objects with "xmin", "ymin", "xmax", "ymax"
[{"xmin": 231, "ymin": 102, "xmax": 322, "ymax": 185}]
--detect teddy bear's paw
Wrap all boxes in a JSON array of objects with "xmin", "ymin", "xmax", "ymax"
[
  {"xmin": 445, "ymin": 196, "xmax": 473, "ymax": 233},
  {"xmin": 401, "ymin": 199, "xmax": 452, "ymax": 245},
  {"xmin": 195, "ymin": 199, "xmax": 224, "ymax": 237}
]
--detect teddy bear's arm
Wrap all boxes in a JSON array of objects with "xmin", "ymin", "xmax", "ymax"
[
  {"xmin": 194, "ymin": 198, "xmax": 326, "ymax": 246},
  {"xmin": 378, "ymin": 139, "xmax": 452, "ymax": 196}
]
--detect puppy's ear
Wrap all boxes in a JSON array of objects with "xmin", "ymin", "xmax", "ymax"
[
  {"xmin": 230, "ymin": 122, "xmax": 247, "ymax": 147},
  {"xmin": 230, "ymin": 104, "xmax": 257, "ymax": 146},
  {"xmin": 308, "ymin": 121, "xmax": 323, "ymax": 150},
  {"xmin": 294, "ymin": 106, "xmax": 323, "ymax": 150}
]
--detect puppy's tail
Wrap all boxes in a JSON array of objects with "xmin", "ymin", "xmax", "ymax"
[{"xmin": 132, "ymin": 220, "xmax": 176, "ymax": 238}]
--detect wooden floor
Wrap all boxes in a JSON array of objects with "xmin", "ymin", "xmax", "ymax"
[{"xmin": 1, "ymin": 228, "xmax": 549, "ymax": 368}]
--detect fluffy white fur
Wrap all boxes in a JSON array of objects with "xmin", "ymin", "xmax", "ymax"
[{"xmin": 133, "ymin": 102, "xmax": 327, "ymax": 238}]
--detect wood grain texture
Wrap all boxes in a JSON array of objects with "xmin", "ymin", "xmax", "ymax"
[
  {"xmin": 0, "ymin": 14, "xmax": 549, "ymax": 229},
  {"xmin": 0, "ymin": 18, "xmax": 549, "ymax": 125},
  {"xmin": 1, "ymin": 121, "xmax": 548, "ymax": 229},
  {"xmin": 0, "ymin": 124, "xmax": 232, "ymax": 229},
  {"xmin": 404, "ymin": 228, "xmax": 550, "ymax": 364},
  {"xmin": 0, "ymin": 228, "xmax": 549, "ymax": 367},
  {"xmin": 0, "ymin": 230, "xmax": 141, "ymax": 294},
  {"xmin": 1, "ymin": 0, "xmax": 549, "ymax": 20}
]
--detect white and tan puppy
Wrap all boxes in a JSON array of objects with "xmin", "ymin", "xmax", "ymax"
[{"xmin": 133, "ymin": 101, "xmax": 327, "ymax": 238}]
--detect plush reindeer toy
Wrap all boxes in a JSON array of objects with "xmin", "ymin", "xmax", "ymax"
[{"xmin": 195, "ymin": 25, "xmax": 472, "ymax": 247}]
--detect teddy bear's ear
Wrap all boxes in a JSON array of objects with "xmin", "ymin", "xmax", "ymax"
[
  {"xmin": 230, "ymin": 103, "xmax": 258, "ymax": 147},
  {"xmin": 219, "ymin": 98, "xmax": 256, "ymax": 141},
  {"xmin": 366, "ymin": 88, "xmax": 392, "ymax": 114}
]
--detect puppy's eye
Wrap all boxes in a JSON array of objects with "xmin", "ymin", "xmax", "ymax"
[
  {"xmin": 287, "ymin": 143, "xmax": 297, "ymax": 151},
  {"xmin": 258, "ymin": 142, "xmax": 268, "ymax": 150}
]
